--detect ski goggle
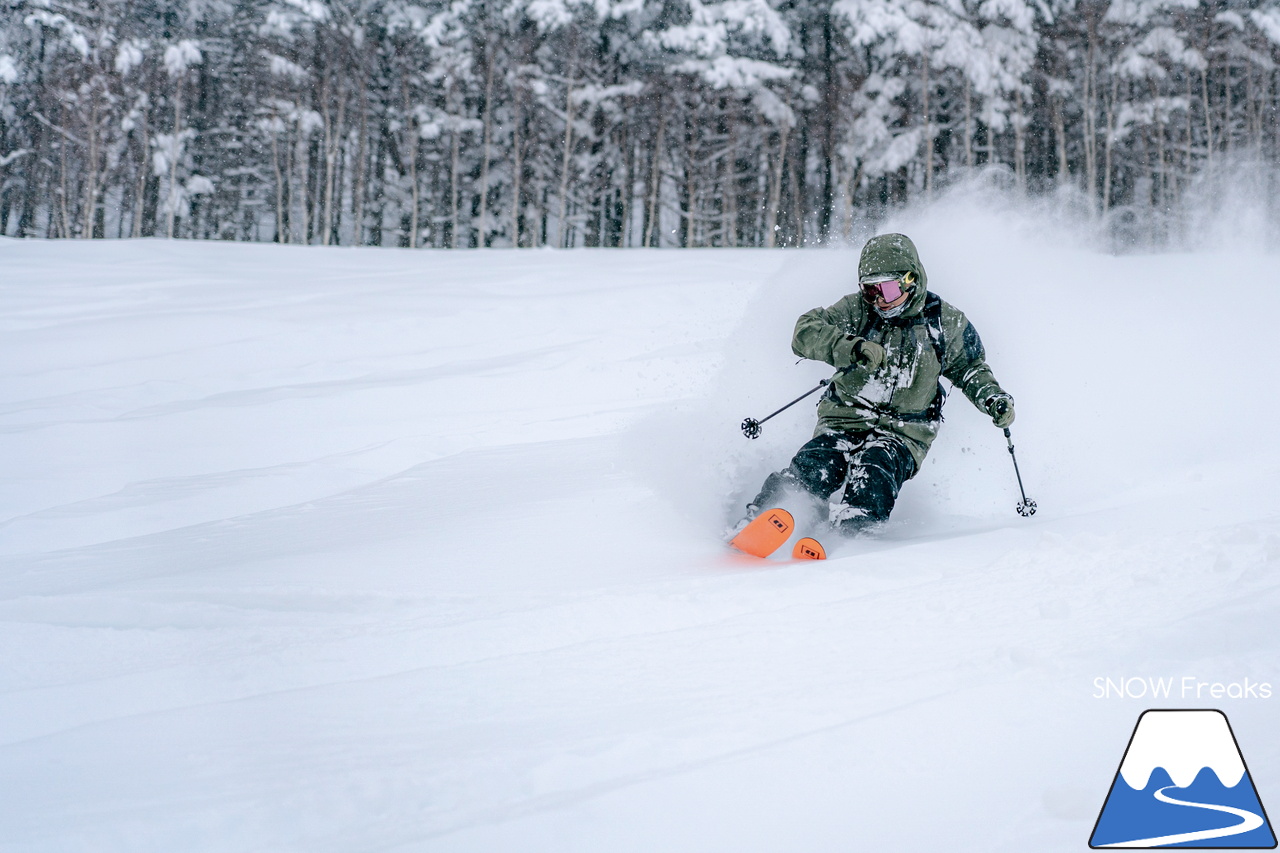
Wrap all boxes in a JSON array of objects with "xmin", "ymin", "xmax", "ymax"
[{"xmin": 860, "ymin": 271, "xmax": 916, "ymax": 303}]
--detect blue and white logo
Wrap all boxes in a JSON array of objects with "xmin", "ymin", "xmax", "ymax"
[{"xmin": 1091, "ymin": 709, "xmax": 1276, "ymax": 848}]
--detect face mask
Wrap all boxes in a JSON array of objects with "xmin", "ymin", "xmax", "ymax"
[{"xmin": 874, "ymin": 299, "xmax": 909, "ymax": 319}]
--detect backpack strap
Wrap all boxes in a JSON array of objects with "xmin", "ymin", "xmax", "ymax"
[
  {"xmin": 921, "ymin": 292, "xmax": 946, "ymax": 364},
  {"xmin": 920, "ymin": 293, "xmax": 948, "ymax": 421}
]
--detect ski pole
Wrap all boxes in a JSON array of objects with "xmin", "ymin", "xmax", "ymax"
[
  {"xmin": 1003, "ymin": 427, "xmax": 1037, "ymax": 517},
  {"xmin": 741, "ymin": 379, "xmax": 830, "ymax": 439}
]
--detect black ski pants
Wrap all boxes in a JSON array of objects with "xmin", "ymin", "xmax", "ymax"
[{"xmin": 751, "ymin": 431, "xmax": 916, "ymax": 535}]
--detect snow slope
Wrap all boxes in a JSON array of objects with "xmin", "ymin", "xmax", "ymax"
[{"xmin": 2, "ymin": 202, "xmax": 1279, "ymax": 852}]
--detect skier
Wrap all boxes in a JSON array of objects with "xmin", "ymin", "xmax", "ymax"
[{"xmin": 740, "ymin": 233, "xmax": 1015, "ymax": 537}]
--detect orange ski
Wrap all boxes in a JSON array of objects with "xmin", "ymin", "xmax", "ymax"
[
  {"xmin": 729, "ymin": 508, "xmax": 795, "ymax": 558},
  {"xmin": 791, "ymin": 538, "xmax": 826, "ymax": 560}
]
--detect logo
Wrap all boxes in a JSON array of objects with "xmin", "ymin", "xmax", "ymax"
[{"xmin": 1090, "ymin": 709, "xmax": 1276, "ymax": 848}]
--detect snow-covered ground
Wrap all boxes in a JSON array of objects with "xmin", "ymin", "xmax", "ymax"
[{"xmin": 3, "ymin": 200, "xmax": 1279, "ymax": 852}]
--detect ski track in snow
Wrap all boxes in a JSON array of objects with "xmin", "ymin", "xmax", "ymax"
[{"xmin": 1, "ymin": 222, "xmax": 1279, "ymax": 852}]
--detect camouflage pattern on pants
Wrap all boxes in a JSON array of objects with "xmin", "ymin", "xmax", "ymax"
[{"xmin": 751, "ymin": 431, "xmax": 916, "ymax": 536}]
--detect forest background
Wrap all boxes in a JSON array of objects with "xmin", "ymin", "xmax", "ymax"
[{"xmin": 2, "ymin": 0, "xmax": 1280, "ymax": 249}]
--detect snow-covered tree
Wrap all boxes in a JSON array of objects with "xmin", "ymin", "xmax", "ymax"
[{"xmin": 3, "ymin": 0, "xmax": 1280, "ymax": 246}]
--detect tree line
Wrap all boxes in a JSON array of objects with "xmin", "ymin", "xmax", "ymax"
[{"xmin": 2, "ymin": 0, "xmax": 1279, "ymax": 247}]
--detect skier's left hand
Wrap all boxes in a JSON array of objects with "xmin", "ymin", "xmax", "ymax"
[{"xmin": 984, "ymin": 393, "xmax": 1015, "ymax": 428}]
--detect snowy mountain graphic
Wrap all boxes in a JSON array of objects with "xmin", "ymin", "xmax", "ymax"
[{"xmin": 1091, "ymin": 710, "xmax": 1276, "ymax": 848}]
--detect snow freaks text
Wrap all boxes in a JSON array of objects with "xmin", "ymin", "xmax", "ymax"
[{"xmin": 1093, "ymin": 677, "xmax": 1274, "ymax": 701}]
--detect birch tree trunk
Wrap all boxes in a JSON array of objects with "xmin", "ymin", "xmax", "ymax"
[
  {"xmin": 965, "ymin": 75, "xmax": 974, "ymax": 170},
  {"xmin": 271, "ymin": 122, "xmax": 285, "ymax": 242},
  {"xmin": 621, "ymin": 133, "xmax": 635, "ymax": 247},
  {"xmin": 59, "ymin": 121, "xmax": 71, "ymax": 238},
  {"xmin": 167, "ymin": 81, "xmax": 182, "ymax": 239},
  {"xmin": 1014, "ymin": 88, "xmax": 1026, "ymax": 192},
  {"xmin": 352, "ymin": 88, "xmax": 368, "ymax": 246},
  {"xmin": 321, "ymin": 84, "xmax": 344, "ymax": 246},
  {"xmin": 682, "ymin": 110, "xmax": 695, "ymax": 248},
  {"xmin": 450, "ymin": 122, "xmax": 461, "ymax": 248},
  {"xmin": 1083, "ymin": 31, "xmax": 1097, "ymax": 211},
  {"xmin": 1102, "ymin": 74, "xmax": 1118, "ymax": 215},
  {"xmin": 1154, "ymin": 82, "xmax": 1166, "ymax": 218},
  {"xmin": 511, "ymin": 94, "xmax": 522, "ymax": 247},
  {"xmin": 1052, "ymin": 96, "xmax": 1067, "ymax": 183},
  {"xmin": 1201, "ymin": 62, "xmax": 1214, "ymax": 171},
  {"xmin": 644, "ymin": 111, "xmax": 665, "ymax": 248},
  {"xmin": 921, "ymin": 52, "xmax": 932, "ymax": 199},
  {"xmin": 1185, "ymin": 71, "xmax": 1195, "ymax": 181},
  {"xmin": 82, "ymin": 94, "xmax": 98, "ymax": 239},
  {"xmin": 843, "ymin": 160, "xmax": 862, "ymax": 241},
  {"xmin": 478, "ymin": 49, "xmax": 494, "ymax": 247},
  {"xmin": 764, "ymin": 121, "xmax": 789, "ymax": 248},
  {"xmin": 1223, "ymin": 57, "xmax": 1232, "ymax": 157},
  {"xmin": 295, "ymin": 118, "xmax": 309, "ymax": 244},
  {"xmin": 409, "ymin": 128, "xmax": 420, "ymax": 249},
  {"xmin": 557, "ymin": 81, "xmax": 576, "ymax": 248},
  {"xmin": 134, "ymin": 115, "xmax": 150, "ymax": 238},
  {"xmin": 724, "ymin": 122, "xmax": 737, "ymax": 247}
]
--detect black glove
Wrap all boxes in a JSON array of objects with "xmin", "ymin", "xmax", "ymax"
[{"xmin": 984, "ymin": 393, "xmax": 1015, "ymax": 428}]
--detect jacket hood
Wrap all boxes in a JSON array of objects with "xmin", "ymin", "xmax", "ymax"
[{"xmin": 858, "ymin": 233, "xmax": 928, "ymax": 319}]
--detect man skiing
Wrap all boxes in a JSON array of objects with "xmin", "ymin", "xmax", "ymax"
[{"xmin": 741, "ymin": 232, "xmax": 1015, "ymax": 538}]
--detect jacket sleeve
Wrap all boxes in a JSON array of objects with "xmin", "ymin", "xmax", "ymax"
[
  {"xmin": 791, "ymin": 295, "xmax": 864, "ymax": 365},
  {"xmin": 939, "ymin": 303, "xmax": 1007, "ymax": 408}
]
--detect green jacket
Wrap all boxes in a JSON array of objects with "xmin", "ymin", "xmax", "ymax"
[{"xmin": 792, "ymin": 233, "xmax": 1008, "ymax": 473}]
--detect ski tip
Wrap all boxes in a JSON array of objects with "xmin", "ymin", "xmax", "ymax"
[
  {"xmin": 729, "ymin": 508, "xmax": 795, "ymax": 558},
  {"xmin": 791, "ymin": 537, "xmax": 826, "ymax": 560}
]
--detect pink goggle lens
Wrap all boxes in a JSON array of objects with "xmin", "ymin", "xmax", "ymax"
[{"xmin": 861, "ymin": 279, "xmax": 904, "ymax": 302}]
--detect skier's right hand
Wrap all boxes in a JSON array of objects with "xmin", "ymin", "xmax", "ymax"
[{"xmin": 833, "ymin": 334, "xmax": 885, "ymax": 370}]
